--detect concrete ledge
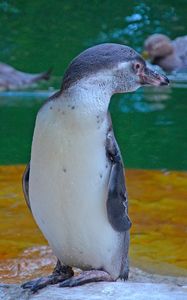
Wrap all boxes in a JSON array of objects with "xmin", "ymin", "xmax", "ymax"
[{"xmin": 1, "ymin": 268, "xmax": 187, "ymax": 300}]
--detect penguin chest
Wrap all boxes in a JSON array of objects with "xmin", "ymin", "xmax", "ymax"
[{"xmin": 29, "ymin": 107, "xmax": 122, "ymax": 275}]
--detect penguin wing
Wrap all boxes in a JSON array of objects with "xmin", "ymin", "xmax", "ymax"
[
  {"xmin": 22, "ymin": 163, "xmax": 31, "ymax": 211},
  {"xmin": 106, "ymin": 129, "xmax": 132, "ymax": 232}
]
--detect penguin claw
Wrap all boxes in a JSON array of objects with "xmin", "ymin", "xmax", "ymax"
[
  {"xmin": 22, "ymin": 276, "xmax": 50, "ymax": 292},
  {"xmin": 59, "ymin": 270, "xmax": 113, "ymax": 288},
  {"xmin": 21, "ymin": 262, "xmax": 74, "ymax": 293},
  {"xmin": 22, "ymin": 273, "xmax": 74, "ymax": 293},
  {"xmin": 21, "ymin": 280, "xmax": 35, "ymax": 289}
]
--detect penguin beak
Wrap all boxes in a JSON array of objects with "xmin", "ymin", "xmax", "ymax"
[
  {"xmin": 141, "ymin": 50, "xmax": 149, "ymax": 60},
  {"xmin": 139, "ymin": 67, "xmax": 169, "ymax": 86}
]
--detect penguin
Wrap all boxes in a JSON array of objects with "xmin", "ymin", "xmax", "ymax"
[
  {"xmin": 144, "ymin": 33, "xmax": 187, "ymax": 72},
  {"xmin": 22, "ymin": 43, "xmax": 169, "ymax": 292},
  {"xmin": 0, "ymin": 62, "xmax": 51, "ymax": 90}
]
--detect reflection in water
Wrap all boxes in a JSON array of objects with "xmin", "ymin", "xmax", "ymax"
[
  {"xmin": 94, "ymin": 2, "xmax": 179, "ymax": 52},
  {"xmin": 0, "ymin": 91, "xmax": 52, "ymax": 106},
  {"xmin": 0, "ymin": 78, "xmax": 187, "ymax": 170},
  {"xmin": 0, "ymin": 1, "xmax": 20, "ymax": 14},
  {"xmin": 168, "ymin": 72, "xmax": 187, "ymax": 85},
  {"xmin": 1, "ymin": 1, "xmax": 186, "ymax": 75},
  {"xmin": 0, "ymin": 246, "xmax": 55, "ymax": 284},
  {"xmin": 0, "ymin": 165, "xmax": 186, "ymax": 283},
  {"xmin": 117, "ymin": 86, "xmax": 170, "ymax": 113}
]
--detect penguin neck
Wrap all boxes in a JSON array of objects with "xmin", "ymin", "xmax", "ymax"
[{"xmin": 62, "ymin": 75, "xmax": 113, "ymax": 119}]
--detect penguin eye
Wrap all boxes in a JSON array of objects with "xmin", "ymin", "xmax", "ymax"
[
  {"xmin": 135, "ymin": 63, "xmax": 141, "ymax": 70},
  {"xmin": 133, "ymin": 62, "xmax": 143, "ymax": 73}
]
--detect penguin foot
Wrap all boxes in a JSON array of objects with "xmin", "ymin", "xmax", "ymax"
[
  {"xmin": 21, "ymin": 261, "xmax": 74, "ymax": 293},
  {"xmin": 59, "ymin": 270, "xmax": 113, "ymax": 287}
]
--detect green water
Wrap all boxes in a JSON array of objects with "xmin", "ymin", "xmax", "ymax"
[
  {"xmin": 1, "ymin": 0, "xmax": 187, "ymax": 74},
  {"xmin": 0, "ymin": 0, "xmax": 187, "ymax": 170}
]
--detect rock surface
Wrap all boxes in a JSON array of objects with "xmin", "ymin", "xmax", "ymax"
[{"xmin": 1, "ymin": 268, "xmax": 187, "ymax": 300}]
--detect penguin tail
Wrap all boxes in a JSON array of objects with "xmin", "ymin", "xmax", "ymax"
[{"xmin": 41, "ymin": 67, "xmax": 53, "ymax": 81}]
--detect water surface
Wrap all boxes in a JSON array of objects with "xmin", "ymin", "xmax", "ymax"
[{"xmin": 1, "ymin": 85, "xmax": 187, "ymax": 170}]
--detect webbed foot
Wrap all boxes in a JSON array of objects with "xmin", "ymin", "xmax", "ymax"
[
  {"xmin": 59, "ymin": 270, "xmax": 113, "ymax": 287},
  {"xmin": 22, "ymin": 260, "xmax": 73, "ymax": 293}
]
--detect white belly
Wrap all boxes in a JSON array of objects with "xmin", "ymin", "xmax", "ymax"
[{"xmin": 29, "ymin": 101, "xmax": 124, "ymax": 279}]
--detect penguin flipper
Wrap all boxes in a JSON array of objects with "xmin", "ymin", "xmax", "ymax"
[
  {"xmin": 106, "ymin": 131, "xmax": 132, "ymax": 232},
  {"xmin": 22, "ymin": 163, "xmax": 31, "ymax": 211}
]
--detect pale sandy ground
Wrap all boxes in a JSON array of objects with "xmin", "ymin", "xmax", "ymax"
[{"xmin": 0, "ymin": 267, "xmax": 187, "ymax": 300}]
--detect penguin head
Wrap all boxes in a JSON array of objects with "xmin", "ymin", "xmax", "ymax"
[
  {"xmin": 62, "ymin": 43, "xmax": 169, "ymax": 94},
  {"xmin": 144, "ymin": 34, "xmax": 173, "ymax": 60}
]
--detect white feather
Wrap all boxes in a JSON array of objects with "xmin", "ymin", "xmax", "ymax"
[{"xmin": 29, "ymin": 76, "xmax": 124, "ymax": 279}]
